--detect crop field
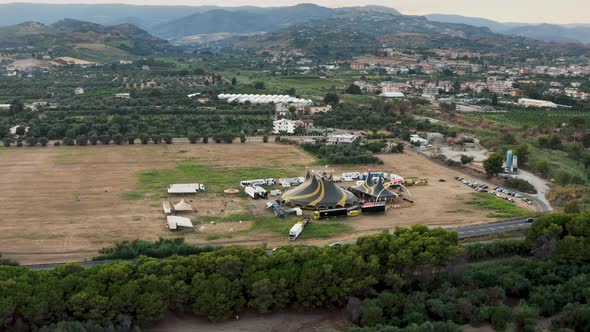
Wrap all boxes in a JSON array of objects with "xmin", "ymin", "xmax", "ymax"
[
  {"xmin": 466, "ymin": 109, "xmax": 590, "ymax": 128},
  {"xmin": 0, "ymin": 142, "xmax": 536, "ymax": 264}
]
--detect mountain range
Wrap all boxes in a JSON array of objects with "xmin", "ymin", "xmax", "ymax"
[
  {"xmin": 0, "ymin": 3, "xmax": 588, "ymax": 44},
  {"xmin": 0, "ymin": 19, "xmax": 173, "ymax": 55},
  {"xmin": 426, "ymin": 14, "xmax": 590, "ymax": 44}
]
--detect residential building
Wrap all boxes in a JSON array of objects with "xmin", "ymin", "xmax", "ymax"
[
  {"xmin": 273, "ymin": 119, "xmax": 296, "ymax": 134},
  {"xmin": 308, "ymin": 105, "xmax": 332, "ymax": 114},
  {"xmin": 327, "ymin": 134, "xmax": 358, "ymax": 145}
]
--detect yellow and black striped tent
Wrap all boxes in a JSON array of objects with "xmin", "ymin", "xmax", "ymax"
[
  {"xmin": 349, "ymin": 174, "xmax": 397, "ymax": 200},
  {"xmin": 281, "ymin": 172, "xmax": 358, "ymax": 210}
]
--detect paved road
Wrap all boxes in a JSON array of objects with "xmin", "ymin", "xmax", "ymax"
[
  {"xmin": 20, "ymin": 218, "xmax": 534, "ymax": 270},
  {"xmin": 511, "ymin": 169, "xmax": 553, "ymax": 212},
  {"xmin": 446, "ymin": 218, "xmax": 532, "ymax": 239}
]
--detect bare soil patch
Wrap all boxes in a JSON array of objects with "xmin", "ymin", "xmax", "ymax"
[{"xmin": 0, "ymin": 143, "xmax": 536, "ymax": 264}]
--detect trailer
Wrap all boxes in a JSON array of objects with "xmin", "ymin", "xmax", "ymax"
[
  {"xmin": 240, "ymin": 178, "xmax": 275, "ymax": 187},
  {"xmin": 270, "ymin": 189, "xmax": 282, "ymax": 196},
  {"xmin": 313, "ymin": 207, "xmax": 349, "ymax": 220},
  {"xmin": 361, "ymin": 201, "xmax": 386, "ymax": 213},
  {"xmin": 254, "ymin": 186, "xmax": 268, "ymax": 199},
  {"xmin": 289, "ymin": 217, "xmax": 310, "ymax": 241},
  {"xmin": 342, "ymin": 172, "xmax": 361, "ymax": 180},
  {"xmin": 244, "ymin": 186, "xmax": 260, "ymax": 199},
  {"xmin": 167, "ymin": 183, "xmax": 203, "ymax": 194}
]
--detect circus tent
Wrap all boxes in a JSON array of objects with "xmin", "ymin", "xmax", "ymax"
[{"xmin": 281, "ymin": 172, "xmax": 358, "ymax": 210}]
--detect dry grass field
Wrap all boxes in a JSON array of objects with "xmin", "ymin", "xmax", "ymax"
[{"xmin": 0, "ymin": 142, "xmax": 536, "ymax": 264}]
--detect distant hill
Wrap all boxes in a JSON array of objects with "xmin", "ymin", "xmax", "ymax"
[
  {"xmin": 153, "ymin": 4, "xmax": 336, "ymax": 39},
  {"xmin": 227, "ymin": 12, "xmax": 589, "ymax": 58},
  {"xmin": 0, "ymin": 19, "xmax": 173, "ymax": 55},
  {"xmin": 426, "ymin": 14, "xmax": 590, "ymax": 44}
]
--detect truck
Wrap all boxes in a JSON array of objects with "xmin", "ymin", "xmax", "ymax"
[
  {"xmin": 289, "ymin": 217, "xmax": 310, "ymax": 241},
  {"xmin": 360, "ymin": 172, "xmax": 389, "ymax": 181},
  {"xmin": 254, "ymin": 186, "xmax": 268, "ymax": 198},
  {"xmin": 342, "ymin": 172, "xmax": 361, "ymax": 180},
  {"xmin": 313, "ymin": 207, "xmax": 349, "ymax": 220},
  {"xmin": 240, "ymin": 178, "xmax": 275, "ymax": 187},
  {"xmin": 279, "ymin": 177, "xmax": 305, "ymax": 187}
]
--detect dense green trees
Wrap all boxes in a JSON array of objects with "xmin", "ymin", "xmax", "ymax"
[
  {"xmin": 483, "ymin": 153, "xmax": 504, "ymax": 177},
  {"xmin": 301, "ymin": 142, "xmax": 382, "ymax": 165},
  {"xmin": 0, "ymin": 227, "xmax": 463, "ymax": 329},
  {"xmin": 1, "ymin": 214, "xmax": 589, "ymax": 331}
]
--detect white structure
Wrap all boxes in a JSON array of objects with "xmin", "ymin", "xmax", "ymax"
[
  {"xmin": 309, "ymin": 105, "xmax": 332, "ymax": 114},
  {"xmin": 166, "ymin": 216, "xmax": 193, "ymax": 230},
  {"xmin": 218, "ymin": 94, "xmax": 312, "ymax": 105},
  {"xmin": 114, "ymin": 93, "xmax": 130, "ymax": 99},
  {"xmin": 381, "ymin": 91, "xmax": 405, "ymax": 98},
  {"xmin": 273, "ymin": 119, "xmax": 296, "ymax": 134},
  {"xmin": 410, "ymin": 134, "xmax": 429, "ymax": 146},
  {"xmin": 173, "ymin": 199, "xmax": 193, "ymax": 212},
  {"xmin": 168, "ymin": 183, "xmax": 204, "ymax": 194},
  {"xmin": 74, "ymin": 87, "xmax": 84, "ymax": 95},
  {"xmin": 517, "ymin": 98, "xmax": 558, "ymax": 108},
  {"xmin": 0, "ymin": 104, "xmax": 10, "ymax": 110},
  {"xmin": 423, "ymin": 87, "xmax": 439, "ymax": 96},
  {"xmin": 9, "ymin": 125, "xmax": 29, "ymax": 135},
  {"xmin": 327, "ymin": 134, "xmax": 358, "ymax": 145}
]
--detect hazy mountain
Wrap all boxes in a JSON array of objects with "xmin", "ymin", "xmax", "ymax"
[
  {"xmin": 0, "ymin": 19, "xmax": 173, "ymax": 55},
  {"xmin": 153, "ymin": 3, "xmax": 336, "ymax": 39},
  {"xmin": 426, "ymin": 14, "xmax": 590, "ymax": 44},
  {"xmin": 227, "ymin": 11, "xmax": 589, "ymax": 58}
]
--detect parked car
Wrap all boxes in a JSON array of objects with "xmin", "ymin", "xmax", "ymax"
[{"xmin": 526, "ymin": 217, "xmax": 535, "ymax": 223}]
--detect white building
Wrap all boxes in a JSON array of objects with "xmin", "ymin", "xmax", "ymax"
[
  {"xmin": 410, "ymin": 134, "xmax": 429, "ymax": 146},
  {"xmin": 114, "ymin": 93, "xmax": 130, "ymax": 99},
  {"xmin": 74, "ymin": 87, "xmax": 84, "ymax": 95},
  {"xmin": 381, "ymin": 92, "xmax": 405, "ymax": 98},
  {"xmin": 308, "ymin": 105, "xmax": 332, "ymax": 114},
  {"xmin": 327, "ymin": 134, "xmax": 358, "ymax": 145},
  {"xmin": 273, "ymin": 119, "xmax": 296, "ymax": 134},
  {"xmin": 423, "ymin": 87, "xmax": 439, "ymax": 96},
  {"xmin": 517, "ymin": 98, "xmax": 558, "ymax": 108}
]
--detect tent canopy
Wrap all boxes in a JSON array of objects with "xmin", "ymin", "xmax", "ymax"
[
  {"xmin": 349, "ymin": 174, "xmax": 397, "ymax": 200},
  {"xmin": 281, "ymin": 172, "xmax": 358, "ymax": 210},
  {"xmin": 173, "ymin": 199, "xmax": 193, "ymax": 212}
]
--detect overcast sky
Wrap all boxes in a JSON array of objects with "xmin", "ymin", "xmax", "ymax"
[{"xmin": 0, "ymin": 0, "xmax": 588, "ymax": 24}]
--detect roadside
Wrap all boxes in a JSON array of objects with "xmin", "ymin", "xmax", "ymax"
[
  {"xmin": 415, "ymin": 150, "xmax": 552, "ymax": 213},
  {"xmin": 510, "ymin": 169, "xmax": 553, "ymax": 211}
]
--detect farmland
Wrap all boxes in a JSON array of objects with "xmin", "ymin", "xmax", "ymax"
[
  {"xmin": 465, "ymin": 109, "xmax": 590, "ymax": 129},
  {"xmin": 0, "ymin": 141, "xmax": 538, "ymax": 265}
]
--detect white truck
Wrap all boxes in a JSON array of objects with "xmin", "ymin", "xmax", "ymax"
[
  {"xmin": 240, "ymin": 178, "xmax": 275, "ymax": 187},
  {"xmin": 254, "ymin": 186, "xmax": 268, "ymax": 198},
  {"xmin": 244, "ymin": 186, "xmax": 259, "ymax": 199},
  {"xmin": 341, "ymin": 172, "xmax": 361, "ymax": 181},
  {"xmin": 288, "ymin": 217, "xmax": 309, "ymax": 241}
]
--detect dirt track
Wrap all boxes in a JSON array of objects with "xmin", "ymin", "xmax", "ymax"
[{"xmin": 0, "ymin": 143, "xmax": 535, "ymax": 264}]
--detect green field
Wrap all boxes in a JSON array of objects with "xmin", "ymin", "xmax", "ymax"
[
  {"xmin": 465, "ymin": 192, "xmax": 533, "ymax": 218},
  {"xmin": 466, "ymin": 109, "xmax": 590, "ymax": 129},
  {"xmin": 124, "ymin": 158, "xmax": 298, "ymax": 199}
]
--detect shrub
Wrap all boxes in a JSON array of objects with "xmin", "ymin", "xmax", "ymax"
[{"xmin": 504, "ymin": 178, "xmax": 537, "ymax": 194}]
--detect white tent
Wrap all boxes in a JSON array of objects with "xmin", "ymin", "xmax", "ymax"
[
  {"xmin": 167, "ymin": 216, "xmax": 194, "ymax": 230},
  {"xmin": 173, "ymin": 199, "xmax": 193, "ymax": 212}
]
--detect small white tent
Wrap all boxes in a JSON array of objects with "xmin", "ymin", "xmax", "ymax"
[{"xmin": 173, "ymin": 199, "xmax": 193, "ymax": 212}]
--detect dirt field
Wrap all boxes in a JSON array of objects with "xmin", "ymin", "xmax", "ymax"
[{"xmin": 0, "ymin": 143, "xmax": 536, "ymax": 265}]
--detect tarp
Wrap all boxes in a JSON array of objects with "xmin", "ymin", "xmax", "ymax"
[
  {"xmin": 281, "ymin": 173, "xmax": 358, "ymax": 210},
  {"xmin": 167, "ymin": 216, "xmax": 194, "ymax": 230},
  {"xmin": 173, "ymin": 199, "xmax": 193, "ymax": 212}
]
